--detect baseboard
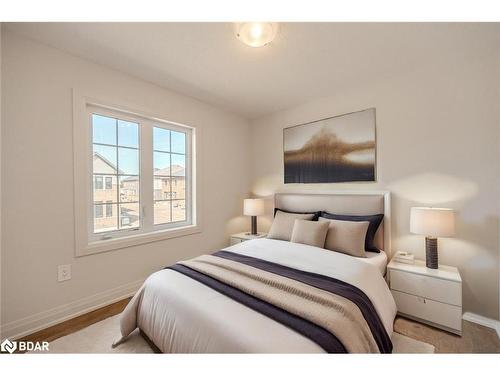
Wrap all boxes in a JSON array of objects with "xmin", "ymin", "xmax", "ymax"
[
  {"xmin": 0, "ymin": 278, "xmax": 144, "ymax": 340},
  {"xmin": 462, "ymin": 312, "xmax": 500, "ymax": 339}
]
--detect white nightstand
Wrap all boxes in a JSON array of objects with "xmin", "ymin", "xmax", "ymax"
[
  {"xmin": 387, "ymin": 259, "xmax": 462, "ymax": 335},
  {"xmin": 230, "ymin": 232, "xmax": 267, "ymax": 246}
]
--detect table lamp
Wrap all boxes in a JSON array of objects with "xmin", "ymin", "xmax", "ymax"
[
  {"xmin": 410, "ymin": 207, "xmax": 455, "ymax": 269},
  {"xmin": 243, "ymin": 198, "xmax": 265, "ymax": 235}
]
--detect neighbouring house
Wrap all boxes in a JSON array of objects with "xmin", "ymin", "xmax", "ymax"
[{"xmin": 93, "ymin": 152, "xmax": 186, "ymax": 233}]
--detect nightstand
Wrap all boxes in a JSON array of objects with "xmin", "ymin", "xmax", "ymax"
[
  {"xmin": 387, "ymin": 259, "xmax": 462, "ymax": 335},
  {"xmin": 230, "ymin": 232, "xmax": 267, "ymax": 246}
]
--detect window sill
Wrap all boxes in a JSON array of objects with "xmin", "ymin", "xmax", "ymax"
[{"xmin": 76, "ymin": 224, "xmax": 202, "ymax": 257}]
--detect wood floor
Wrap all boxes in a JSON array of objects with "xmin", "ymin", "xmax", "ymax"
[
  {"xmin": 394, "ymin": 316, "xmax": 500, "ymax": 353},
  {"xmin": 18, "ymin": 298, "xmax": 500, "ymax": 353},
  {"xmin": 18, "ymin": 298, "xmax": 131, "ymax": 346}
]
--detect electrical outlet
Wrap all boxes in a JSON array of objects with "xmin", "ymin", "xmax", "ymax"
[{"xmin": 57, "ymin": 264, "xmax": 71, "ymax": 282}]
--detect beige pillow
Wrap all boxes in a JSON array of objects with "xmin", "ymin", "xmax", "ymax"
[
  {"xmin": 319, "ymin": 217, "xmax": 370, "ymax": 258},
  {"xmin": 290, "ymin": 219, "xmax": 330, "ymax": 248},
  {"xmin": 267, "ymin": 211, "xmax": 315, "ymax": 241}
]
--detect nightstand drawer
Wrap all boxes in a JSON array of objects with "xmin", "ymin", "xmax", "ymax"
[
  {"xmin": 390, "ymin": 269, "xmax": 462, "ymax": 306},
  {"xmin": 392, "ymin": 290, "xmax": 462, "ymax": 332}
]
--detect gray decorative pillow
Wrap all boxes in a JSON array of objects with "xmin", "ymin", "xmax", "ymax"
[
  {"xmin": 267, "ymin": 210, "xmax": 315, "ymax": 241},
  {"xmin": 290, "ymin": 219, "xmax": 330, "ymax": 248},
  {"xmin": 319, "ymin": 217, "xmax": 370, "ymax": 258}
]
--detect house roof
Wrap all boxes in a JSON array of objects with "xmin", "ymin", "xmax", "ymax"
[
  {"xmin": 155, "ymin": 164, "xmax": 185, "ymax": 177},
  {"xmin": 94, "ymin": 151, "xmax": 185, "ymax": 180},
  {"xmin": 93, "ymin": 152, "xmax": 124, "ymax": 174},
  {"xmin": 121, "ymin": 165, "xmax": 185, "ymax": 182}
]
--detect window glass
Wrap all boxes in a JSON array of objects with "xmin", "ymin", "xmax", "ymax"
[
  {"xmin": 153, "ymin": 126, "xmax": 188, "ymax": 225},
  {"xmin": 153, "ymin": 127, "xmax": 170, "ymax": 152},
  {"xmin": 95, "ymin": 203, "xmax": 103, "ymax": 218},
  {"xmin": 105, "ymin": 176, "xmax": 113, "ymax": 190},
  {"xmin": 171, "ymin": 131, "xmax": 186, "ymax": 154},
  {"xmin": 106, "ymin": 201, "xmax": 113, "ymax": 217},
  {"xmin": 118, "ymin": 120, "xmax": 139, "ymax": 148},
  {"xmin": 94, "ymin": 176, "xmax": 103, "ymax": 190},
  {"xmin": 89, "ymin": 109, "xmax": 192, "ymax": 241},
  {"xmin": 154, "ymin": 201, "xmax": 171, "ymax": 225},
  {"xmin": 92, "ymin": 114, "xmax": 116, "ymax": 145},
  {"xmin": 92, "ymin": 113, "xmax": 140, "ymax": 234}
]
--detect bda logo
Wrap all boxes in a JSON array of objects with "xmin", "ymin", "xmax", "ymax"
[{"xmin": 1, "ymin": 339, "xmax": 17, "ymax": 354}]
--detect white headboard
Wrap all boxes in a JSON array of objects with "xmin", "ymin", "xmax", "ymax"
[{"xmin": 274, "ymin": 191, "xmax": 391, "ymax": 257}]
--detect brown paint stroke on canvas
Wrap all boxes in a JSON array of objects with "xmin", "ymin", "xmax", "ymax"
[{"xmin": 284, "ymin": 128, "xmax": 375, "ymax": 183}]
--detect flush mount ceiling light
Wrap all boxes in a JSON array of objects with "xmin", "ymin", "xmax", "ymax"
[{"xmin": 235, "ymin": 22, "xmax": 279, "ymax": 47}]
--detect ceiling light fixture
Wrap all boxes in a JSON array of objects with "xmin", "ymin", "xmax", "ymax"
[{"xmin": 235, "ymin": 22, "xmax": 279, "ymax": 48}]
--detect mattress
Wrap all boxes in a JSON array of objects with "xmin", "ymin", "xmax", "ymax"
[{"xmin": 117, "ymin": 238, "xmax": 397, "ymax": 353}]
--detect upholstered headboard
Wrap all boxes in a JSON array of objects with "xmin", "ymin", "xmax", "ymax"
[{"xmin": 274, "ymin": 191, "xmax": 391, "ymax": 256}]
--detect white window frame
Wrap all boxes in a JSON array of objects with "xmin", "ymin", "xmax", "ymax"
[{"xmin": 73, "ymin": 91, "xmax": 201, "ymax": 256}]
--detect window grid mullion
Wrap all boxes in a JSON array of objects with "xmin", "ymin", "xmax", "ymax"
[
  {"xmin": 153, "ymin": 149, "xmax": 184, "ymax": 156},
  {"xmin": 115, "ymin": 118, "xmax": 120, "ymax": 231},
  {"xmin": 94, "ymin": 142, "xmax": 138, "ymax": 151},
  {"xmin": 141, "ymin": 120, "xmax": 154, "ymax": 231},
  {"xmin": 94, "ymin": 201, "xmax": 139, "ymax": 205},
  {"xmin": 153, "ymin": 198, "xmax": 184, "ymax": 203},
  {"xmin": 184, "ymin": 130, "xmax": 188, "ymax": 223},
  {"xmin": 169, "ymin": 132, "xmax": 173, "ymax": 222}
]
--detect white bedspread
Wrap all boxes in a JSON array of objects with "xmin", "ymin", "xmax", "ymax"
[
  {"xmin": 360, "ymin": 250, "xmax": 388, "ymax": 276},
  {"xmin": 118, "ymin": 238, "xmax": 397, "ymax": 353}
]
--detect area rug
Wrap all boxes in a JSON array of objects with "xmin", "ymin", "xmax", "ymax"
[{"xmin": 41, "ymin": 314, "xmax": 435, "ymax": 354}]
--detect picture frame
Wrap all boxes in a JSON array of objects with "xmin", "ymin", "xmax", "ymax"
[{"xmin": 283, "ymin": 108, "xmax": 377, "ymax": 183}]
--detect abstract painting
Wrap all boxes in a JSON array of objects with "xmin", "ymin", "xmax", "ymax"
[{"xmin": 283, "ymin": 108, "xmax": 376, "ymax": 183}]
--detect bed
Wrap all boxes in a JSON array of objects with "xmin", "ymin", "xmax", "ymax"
[
  {"xmin": 115, "ymin": 192, "xmax": 397, "ymax": 353},
  {"xmin": 362, "ymin": 250, "xmax": 388, "ymax": 276}
]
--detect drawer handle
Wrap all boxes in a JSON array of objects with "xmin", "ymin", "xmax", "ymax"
[{"xmin": 417, "ymin": 297, "xmax": 426, "ymax": 304}]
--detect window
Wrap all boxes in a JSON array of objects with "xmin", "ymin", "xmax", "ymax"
[
  {"xmin": 94, "ymin": 176, "xmax": 103, "ymax": 190},
  {"xmin": 86, "ymin": 104, "xmax": 195, "ymax": 245},
  {"xmin": 92, "ymin": 113, "xmax": 139, "ymax": 234},
  {"xmin": 106, "ymin": 201, "xmax": 113, "ymax": 217},
  {"xmin": 105, "ymin": 176, "xmax": 113, "ymax": 190},
  {"xmin": 153, "ymin": 127, "xmax": 187, "ymax": 225},
  {"xmin": 95, "ymin": 201, "xmax": 103, "ymax": 218}
]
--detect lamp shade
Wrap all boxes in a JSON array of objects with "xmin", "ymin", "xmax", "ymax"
[
  {"xmin": 243, "ymin": 198, "xmax": 265, "ymax": 216},
  {"xmin": 410, "ymin": 207, "xmax": 455, "ymax": 237}
]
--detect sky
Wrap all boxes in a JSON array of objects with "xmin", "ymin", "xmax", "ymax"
[{"xmin": 92, "ymin": 114, "xmax": 186, "ymax": 174}]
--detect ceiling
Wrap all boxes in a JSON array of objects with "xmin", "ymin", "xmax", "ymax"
[{"xmin": 5, "ymin": 22, "xmax": 500, "ymax": 119}]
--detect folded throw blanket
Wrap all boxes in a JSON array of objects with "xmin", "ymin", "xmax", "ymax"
[{"xmin": 167, "ymin": 251, "xmax": 391, "ymax": 353}]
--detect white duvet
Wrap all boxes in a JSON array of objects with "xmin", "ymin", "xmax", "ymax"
[{"xmin": 117, "ymin": 238, "xmax": 397, "ymax": 353}]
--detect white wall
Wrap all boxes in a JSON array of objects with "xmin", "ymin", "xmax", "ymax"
[
  {"xmin": 1, "ymin": 31, "xmax": 250, "ymax": 338},
  {"xmin": 250, "ymin": 49, "xmax": 500, "ymax": 320}
]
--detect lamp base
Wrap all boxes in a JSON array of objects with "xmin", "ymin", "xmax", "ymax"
[
  {"xmin": 250, "ymin": 216, "xmax": 257, "ymax": 235},
  {"xmin": 425, "ymin": 237, "xmax": 438, "ymax": 269}
]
